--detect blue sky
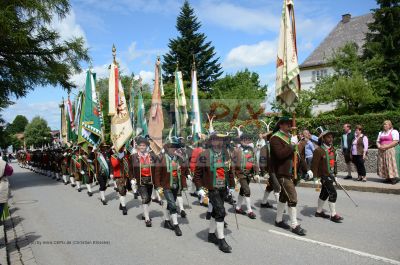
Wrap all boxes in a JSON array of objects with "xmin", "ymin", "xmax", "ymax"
[{"xmin": 2, "ymin": 0, "xmax": 377, "ymax": 129}]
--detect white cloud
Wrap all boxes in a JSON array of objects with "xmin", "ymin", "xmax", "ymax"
[
  {"xmin": 126, "ymin": 42, "xmax": 166, "ymax": 62},
  {"xmin": 2, "ymin": 101, "xmax": 61, "ymax": 130},
  {"xmin": 196, "ymin": 1, "xmax": 280, "ymax": 34},
  {"xmin": 224, "ymin": 40, "xmax": 277, "ymax": 68},
  {"xmin": 51, "ymin": 9, "xmax": 87, "ymax": 43},
  {"xmin": 70, "ymin": 64, "xmax": 110, "ymax": 88},
  {"xmin": 134, "ymin": 71, "xmax": 154, "ymax": 86}
]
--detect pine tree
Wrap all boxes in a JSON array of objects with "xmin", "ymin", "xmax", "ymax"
[
  {"xmin": 363, "ymin": 0, "xmax": 400, "ymax": 109},
  {"xmin": 163, "ymin": 0, "xmax": 222, "ymax": 92}
]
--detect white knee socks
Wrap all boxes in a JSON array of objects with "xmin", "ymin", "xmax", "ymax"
[
  {"xmin": 86, "ymin": 184, "xmax": 92, "ymax": 193},
  {"xmin": 177, "ymin": 196, "xmax": 184, "ymax": 211},
  {"xmin": 288, "ymin": 207, "xmax": 298, "ymax": 228},
  {"xmin": 100, "ymin": 191, "xmax": 106, "ymax": 201},
  {"xmin": 245, "ymin": 196, "xmax": 252, "ymax": 213},
  {"xmin": 76, "ymin": 181, "xmax": 81, "ymax": 189},
  {"xmin": 328, "ymin": 202, "xmax": 336, "ymax": 216},
  {"xmin": 216, "ymin": 221, "xmax": 225, "ymax": 239},
  {"xmin": 209, "ymin": 218, "xmax": 217, "ymax": 233},
  {"xmin": 119, "ymin": 195, "xmax": 126, "ymax": 207},
  {"xmin": 143, "ymin": 204, "xmax": 150, "ymax": 221},
  {"xmin": 276, "ymin": 201, "xmax": 286, "ymax": 223},
  {"xmin": 171, "ymin": 213, "xmax": 178, "ymax": 225},
  {"xmin": 70, "ymin": 177, "xmax": 76, "ymax": 185},
  {"xmin": 274, "ymin": 193, "xmax": 280, "ymax": 203},
  {"xmin": 236, "ymin": 195, "xmax": 244, "ymax": 210},
  {"xmin": 262, "ymin": 191, "xmax": 270, "ymax": 204},
  {"xmin": 317, "ymin": 198, "xmax": 325, "ymax": 213}
]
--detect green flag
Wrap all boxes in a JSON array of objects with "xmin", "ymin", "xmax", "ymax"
[
  {"xmin": 174, "ymin": 70, "xmax": 188, "ymax": 137},
  {"xmin": 136, "ymin": 87, "xmax": 148, "ymax": 136}
]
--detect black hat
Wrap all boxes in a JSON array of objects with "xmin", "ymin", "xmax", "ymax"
[
  {"xmin": 136, "ymin": 136, "xmax": 150, "ymax": 146},
  {"xmin": 240, "ymin": 133, "xmax": 252, "ymax": 141},
  {"xmin": 273, "ymin": 116, "xmax": 292, "ymax": 133},
  {"xmin": 316, "ymin": 127, "xmax": 334, "ymax": 139}
]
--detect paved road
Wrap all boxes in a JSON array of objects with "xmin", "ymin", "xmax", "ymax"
[{"xmin": 8, "ymin": 163, "xmax": 400, "ymax": 265}]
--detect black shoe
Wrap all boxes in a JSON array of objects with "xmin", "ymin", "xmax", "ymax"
[
  {"xmin": 206, "ymin": 212, "xmax": 212, "ymax": 220},
  {"xmin": 134, "ymin": 192, "xmax": 138, "ymax": 199},
  {"xmin": 218, "ymin": 238, "xmax": 232, "ymax": 253},
  {"xmin": 344, "ymin": 175, "xmax": 352, "ymax": 180},
  {"xmin": 180, "ymin": 210, "xmax": 187, "ymax": 218},
  {"xmin": 315, "ymin": 211, "xmax": 330, "ymax": 219},
  {"xmin": 174, "ymin": 225, "xmax": 182, "ymax": 236},
  {"xmin": 141, "ymin": 216, "xmax": 152, "ymax": 221},
  {"xmin": 330, "ymin": 214, "xmax": 343, "ymax": 223},
  {"xmin": 260, "ymin": 202, "xmax": 273, "ymax": 208},
  {"xmin": 101, "ymin": 199, "xmax": 107, "ymax": 205},
  {"xmin": 208, "ymin": 233, "xmax": 218, "ymax": 244},
  {"xmin": 122, "ymin": 207, "xmax": 127, "ymax": 215},
  {"xmin": 291, "ymin": 225, "xmax": 306, "ymax": 236},
  {"xmin": 52, "ymin": 176, "xmax": 56, "ymax": 180},
  {"xmin": 391, "ymin": 178, "xmax": 398, "ymax": 185},
  {"xmin": 71, "ymin": 184, "xmax": 76, "ymax": 188},
  {"xmin": 190, "ymin": 192, "xmax": 197, "ymax": 197},
  {"xmin": 145, "ymin": 220, "xmax": 152, "ymax": 227},
  {"xmin": 64, "ymin": 181, "xmax": 69, "ymax": 185},
  {"xmin": 87, "ymin": 191, "xmax": 93, "ymax": 197},
  {"xmin": 275, "ymin": 221, "xmax": 290, "ymax": 230},
  {"xmin": 95, "ymin": 181, "xmax": 99, "ymax": 185},
  {"xmin": 77, "ymin": 188, "xmax": 82, "ymax": 192},
  {"xmin": 164, "ymin": 220, "xmax": 174, "ymax": 230},
  {"xmin": 119, "ymin": 203, "xmax": 123, "ymax": 210},
  {"xmin": 224, "ymin": 222, "xmax": 228, "ymax": 228},
  {"xmin": 114, "ymin": 187, "xmax": 119, "ymax": 192}
]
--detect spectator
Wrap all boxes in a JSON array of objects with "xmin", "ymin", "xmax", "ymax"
[
  {"xmin": 341, "ymin": 124, "xmax": 355, "ymax": 179},
  {"xmin": 303, "ymin": 130, "xmax": 319, "ymax": 169},
  {"xmin": 0, "ymin": 158, "xmax": 13, "ymax": 219},
  {"xmin": 376, "ymin": 120, "xmax": 399, "ymax": 185},
  {"xmin": 255, "ymin": 133, "xmax": 266, "ymax": 172},
  {"xmin": 351, "ymin": 125, "xmax": 368, "ymax": 182}
]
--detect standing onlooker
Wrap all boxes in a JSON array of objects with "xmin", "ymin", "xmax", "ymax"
[
  {"xmin": 301, "ymin": 130, "xmax": 318, "ymax": 179},
  {"xmin": 376, "ymin": 120, "xmax": 399, "ymax": 185},
  {"xmin": 255, "ymin": 133, "xmax": 266, "ymax": 172},
  {"xmin": 0, "ymin": 159, "xmax": 13, "ymax": 218},
  {"xmin": 351, "ymin": 125, "xmax": 368, "ymax": 182},
  {"xmin": 341, "ymin": 124, "xmax": 355, "ymax": 179}
]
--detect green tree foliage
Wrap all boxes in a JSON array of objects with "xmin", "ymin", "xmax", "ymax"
[
  {"xmin": 363, "ymin": 0, "xmax": 400, "ymax": 109},
  {"xmin": 24, "ymin": 117, "xmax": 52, "ymax": 147},
  {"xmin": 163, "ymin": 0, "xmax": 222, "ymax": 91},
  {"xmin": 314, "ymin": 43, "xmax": 379, "ymax": 114},
  {"xmin": 6, "ymin": 115, "xmax": 29, "ymax": 134},
  {"xmin": 0, "ymin": 0, "xmax": 90, "ymax": 108}
]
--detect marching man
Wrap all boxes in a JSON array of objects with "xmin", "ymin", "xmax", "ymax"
[
  {"xmin": 311, "ymin": 129, "xmax": 344, "ymax": 223},
  {"xmin": 194, "ymin": 133, "xmax": 235, "ymax": 253},
  {"xmin": 154, "ymin": 138, "xmax": 188, "ymax": 236},
  {"xmin": 110, "ymin": 146, "xmax": 130, "ymax": 215},
  {"xmin": 131, "ymin": 136, "xmax": 157, "ymax": 227},
  {"xmin": 270, "ymin": 117, "xmax": 312, "ymax": 236}
]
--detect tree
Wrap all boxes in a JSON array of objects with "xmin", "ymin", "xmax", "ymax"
[
  {"xmin": 24, "ymin": 117, "xmax": 52, "ymax": 148},
  {"xmin": 6, "ymin": 115, "xmax": 28, "ymax": 134},
  {"xmin": 0, "ymin": 0, "xmax": 90, "ymax": 109},
  {"xmin": 363, "ymin": 0, "xmax": 400, "ymax": 109},
  {"xmin": 313, "ymin": 43, "xmax": 379, "ymax": 114},
  {"xmin": 163, "ymin": 0, "xmax": 223, "ymax": 92}
]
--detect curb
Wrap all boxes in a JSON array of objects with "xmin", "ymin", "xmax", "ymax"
[
  {"xmin": 256, "ymin": 179, "xmax": 400, "ymax": 195},
  {"xmin": 4, "ymin": 197, "xmax": 37, "ymax": 265}
]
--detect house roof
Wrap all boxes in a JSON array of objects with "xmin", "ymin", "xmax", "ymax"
[{"xmin": 300, "ymin": 13, "xmax": 373, "ymax": 69}]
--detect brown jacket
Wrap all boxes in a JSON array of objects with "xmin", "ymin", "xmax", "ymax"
[
  {"xmin": 130, "ymin": 152, "xmax": 157, "ymax": 185},
  {"xmin": 311, "ymin": 146, "xmax": 337, "ymax": 178},
  {"xmin": 154, "ymin": 153, "xmax": 188, "ymax": 190},
  {"xmin": 270, "ymin": 133, "xmax": 307, "ymax": 178},
  {"xmin": 194, "ymin": 149, "xmax": 235, "ymax": 191},
  {"xmin": 259, "ymin": 144, "xmax": 272, "ymax": 175},
  {"xmin": 231, "ymin": 146, "xmax": 259, "ymax": 178}
]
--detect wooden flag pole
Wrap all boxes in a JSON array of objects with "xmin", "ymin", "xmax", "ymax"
[{"xmin": 292, "ymin": 112, "xmax": 298, "ymax": 180}]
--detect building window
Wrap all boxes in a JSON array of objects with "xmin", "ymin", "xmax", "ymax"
[{"xmin": 311, "ymin": 69, "xmax": 328, "ymax": 82}]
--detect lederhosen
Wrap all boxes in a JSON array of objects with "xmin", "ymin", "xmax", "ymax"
[
  {"xmin": 96, "ymin": 151, "xmax": 109, "ymax": 192},
  {"xmin": 260, "ymin": 144, "xmax": 281, "ymax": 193},
  {"xmin": 113, "ymin": 154, "xmax": 130, "ymax": 196},
  {"xmin": 237, "ymin": 146, "xmax": 255, "ymax": 197},
  {"xmin": 71, "ymin": 154, "xmax": 82, "ymax": 181},
  {"xmin": 272, "ymin": 131, "xmax": 299, "ymax": 207},
  {"xmin": 136, "ymin": 153, "xmax": 154, "ymax": 205},
  {"xmin": 164, "ymin": 154, "xmax": 182, "ymax": 215},
  {"xmin": 82, "ymin": 153, "xmax": 95, "ymax": 184},
  {"xmin": 319, "ymin": 146, "xmax": 337, "ymax": 203},
  {"xmin": 208, "ymin": 150, "xmax": 230, "ymax": 222}
]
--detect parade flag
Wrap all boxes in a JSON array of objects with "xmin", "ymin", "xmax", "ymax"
[
  {"xmin": 174, "ymin": 70, "xmax": 188, "ymax": 137},
  {"xmin": 109, "ymin": 61, "xmax": 133, "ymax": 151},
  {"xmin": 148, "ymin": 58, "xmax": 164, "ymax": 154},
  {"xmin": 128, "ymin": 78, "xmax": 136, "ymax": 130},
  {"xmin": 60, "ymin": 99, "xmax": 67, "ymax": 145},
  {"xmin": 136, "ymin": 83, "xmax": 148, "ymax": 137},
  {"xmin": 80, "ymin": 70, "xmax": 103, "ymax": 148},
  {"xmin": 190, "ymin": 64, "xmax": 202, "ymax": 141},
  {"xmin": 275, "ymin": 0, "xmax": 300, "ymax": 112}
]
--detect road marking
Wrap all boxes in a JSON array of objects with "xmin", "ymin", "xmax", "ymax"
[{"xmin": 269, "ymin": 229, "xmax": 400, "ymax": 265}]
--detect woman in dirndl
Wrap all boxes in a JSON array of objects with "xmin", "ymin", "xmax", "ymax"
[{"xmin": 376, "ymin": 120, "xmax": 399, "ymax": 185}]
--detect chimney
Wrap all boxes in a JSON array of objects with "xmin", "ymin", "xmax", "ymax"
[{"xmin": 342, "ymin": 13, "xmax": 351, "ymax": 23}]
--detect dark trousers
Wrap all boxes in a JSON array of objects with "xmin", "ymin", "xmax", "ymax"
[
  {"xmin": 352, "ymin": 155, "xmax": 366, "ymax": 176},
  {"xmin": 138, "ymin": 184, "xmax": 153, "ymax": 204},
  {"xmin": 319, "ymin": 176, "xmax": 337, "ymax": 203},
  {"xmin": 164, "ymin": 187, "xmax": 179, "ymax": 215},
  {"xmin": 98, "ymin": 173, "xmax": 108, "ymax": 191},
  {"xmin": 0, "ymin": 203, "xmax": 4, "ymax": 219},
  {"xmin": 239, "ymin": 177, "xmax": 251, "ymax": 197},
  {"xmin": 208, "ymin": 188, "xmax": 227, "ymax": 222}
]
